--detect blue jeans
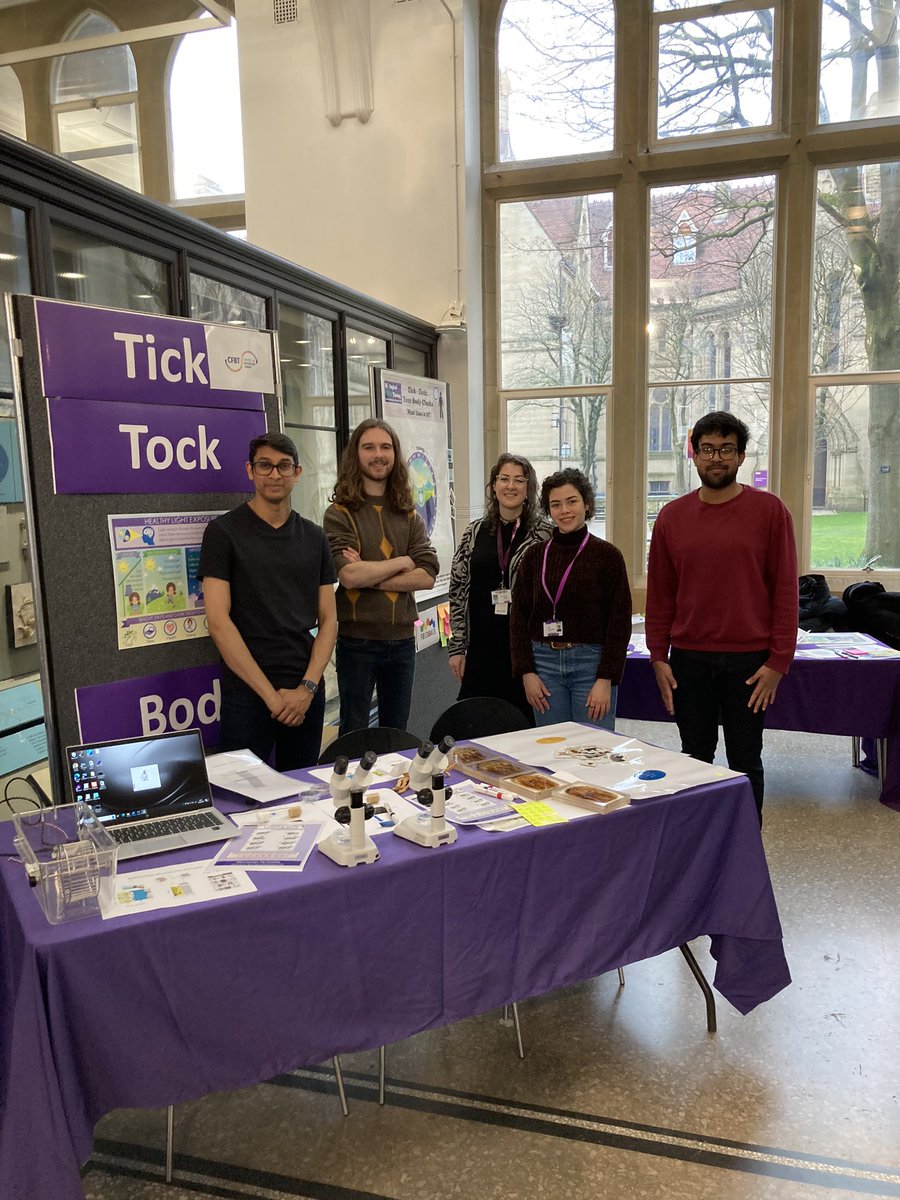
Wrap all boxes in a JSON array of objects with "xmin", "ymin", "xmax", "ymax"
[
  {"xmin": 530, "ymin": 642, "xmax": 617, "ymax": 732},
  {"xmin": 336, "ymin": 636, "xmax": 417, "ymax": 734},
  {"xmin": 218, "ymin": 676, "xmax": 326, "ymax": 771}
]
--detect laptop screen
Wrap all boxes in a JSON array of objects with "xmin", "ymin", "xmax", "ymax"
[{"xmin": 65, "ymin": 729, "xmax": 212, "ymax": 828}]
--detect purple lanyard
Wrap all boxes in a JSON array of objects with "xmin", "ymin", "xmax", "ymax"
[
  {"xmin": 496, "ymin": 518, "xmax": 520, "ymax": 582},
  {"xmin": 541, "ymin": 529, "xmax": 590, "ymax": 619}
]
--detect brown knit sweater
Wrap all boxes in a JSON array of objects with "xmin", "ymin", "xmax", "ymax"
[{"xmin": 510, "ymin": 528, "xmax": 632, "ymax": 683}]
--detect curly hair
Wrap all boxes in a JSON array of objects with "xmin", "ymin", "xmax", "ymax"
[
  {"xmin": 540, "ymin": 467, "xmax": 595, "ymax": 519},
  {"xmin": 331, "ymin": 419, "xmax": 413, "ymax": 512},
  {"xmin": 483, "ymin": 454, "xmax": 541, "ymax": 531}
]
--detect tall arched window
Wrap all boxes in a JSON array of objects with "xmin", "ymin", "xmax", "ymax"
[
  {"xmin": 0, "ymin": 67, "xmax": 26, "ymax": 140},
  {"xmin": 50, "ymin": 12, "xmax": 141, "ymax": 192},
  {"xmin": 497, "ymin": 0, "xmax": 615, "ymax": 162},
  {"xmin": 168, "ymin": 19, "xmax": 244, "ymax": 201}
]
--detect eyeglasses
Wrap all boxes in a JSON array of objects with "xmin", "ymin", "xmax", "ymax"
[
  {"xmin": 497, "ymin": 475, "xmax": 527, "ymax": 486},
  {"xmin": 252, "ymin": 459, "xmax": 296, "ymax": 476},
  {"xmin": 697, "ymin": 445, "xmax": 739, "ymax": 461}
]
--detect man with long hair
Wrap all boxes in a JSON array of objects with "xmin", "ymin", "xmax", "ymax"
[{"xmin": 324, "ymin": 419, "xmax": 439, "ymax": 734}]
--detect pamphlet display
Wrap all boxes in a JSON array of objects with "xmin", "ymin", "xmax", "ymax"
[
  {"xmin": 374, "ymin": 368, "xmax": 453, "ymax": 599},
  {"xmin": 108, "ymin": 512, "xmax": 221, "ymax": 650}
]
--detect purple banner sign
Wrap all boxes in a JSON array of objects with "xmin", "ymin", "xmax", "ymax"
[
  {"xmin": 75, "ymin": 664, "xmax": 222, "ymax": 747},
  {"xmin": 49, "ymin": 396, "xmax": 262, "ymax": 494},
  {"xmin": 35, "ymin": 299, "xmax": 268, "ymax": 410}
]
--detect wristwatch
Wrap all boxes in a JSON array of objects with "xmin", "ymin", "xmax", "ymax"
[{"xmin": 301, "ymin": 678, "xmax": 319, "ymax": 694}]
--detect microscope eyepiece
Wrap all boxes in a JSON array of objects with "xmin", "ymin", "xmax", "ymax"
[
  {"xmin": 417, "ymin": 742, "xmax": 434, "ymax": 759},
  {"xmin": 359, "ymin": 750, "xmax": 378, "ymax": 770},
  {"xmin": 438, "ymin": 735, "xmax": 455, "ymax": 754},
  {"xmin": 333, "ymin": 756, "xmax": 350, "ymax": 775}
]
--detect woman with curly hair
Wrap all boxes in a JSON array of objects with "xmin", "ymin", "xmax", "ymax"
[
  {"xmin": 510, "ymin": 467, "xmax": 631, "ymax": 731},
  {"xmin": 448, "ymin": 453, "xmax": 551, "ymax": 721}
]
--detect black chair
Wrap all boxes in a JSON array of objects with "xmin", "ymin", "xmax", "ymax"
[
  {"xmin": 318, "ymin": 725, "xmax": 421, "ymax": 765},
  {"xmin": 429, "ymin": 697, "xmax": 530, "ymax": 744}
]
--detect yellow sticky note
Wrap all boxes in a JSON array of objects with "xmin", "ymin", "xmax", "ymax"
[{"xmin": 511, "ymin": 800, "xmax": 567, "ymax": 826}]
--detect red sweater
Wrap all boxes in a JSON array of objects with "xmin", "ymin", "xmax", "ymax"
[{"xmin": 646, "ymin": 487, "xmax": 798, "ymax": 674}]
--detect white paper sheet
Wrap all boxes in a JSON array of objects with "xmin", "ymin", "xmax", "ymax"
[
  {"xmin": 472, "ymin": 722, "xmax": 743, "ymax": 798},
  {"xmin": 204, "ymin": 749, "xmax": 305, "ymax": 803},
  {"xmin": 102, "ymin": 861, "xmax": 255, "ymax": 918},
  {"xmin": 308, "ymin": 753, "xmax": 413, "ymax": 785}
]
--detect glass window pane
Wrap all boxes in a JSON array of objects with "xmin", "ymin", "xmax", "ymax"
[
  {"xmin": 288, "ymin": 426, "xmax": 338, "ymax": 526},
  {"xmin": 820, "ymin": 2, "xmax": 900, "ymax": 124},
  {"xmin": 0, "ymin": 66, "xmax": 26, "ymax": 139},
  {"xmin": 346, "ymin": 328, "xmax": 385, "ymax": 429},
  {"xmin": 506, "ymin": 393, "xmax": 608, "ymax": 531},
  {"xmin": 169, "ymin": 21, "xmax": 245, "ymax": 200},
  {"xmin": 51, "ymin": 224, "xmax": 169, "ymax": 313},
  {"xmin": 56, "ymin": 101, "xmax": 141, "ymax": 192},
  {"xmin": 1, "ymin": 205, "xmax": 31, "ymax": 404},
  {"xmin": 649, "ymin": 179, "xmax": 775, "ymax": 384},
  {"xmin": 812, "ymin": 165, "xmax": 893, "ymax": 375},
  {"xmin": 498, "ymin": 0, "xmax": 615, "ymax": 162},
  {"xmin": 811, "ymin": 164, "xmax": 900, "ymax": 569},
  {"xmin": 500, "ymin": 194, "xmax": 613, "ymax": 390},
  {"xmin": 811, "ymin": 383, "xmax": 897, "ymax": 569},
  {"xmin": 648, "ymin": 381, "xmax": 771, "ymax": 502},
  {"xmin": 52, "ymin": 14, "xmax": 137, "ymax": 103},
  {"xmin": 392, "ymin": 344, "xmax": 427, "ymax": 376},
  {"xmin": 280, "ymin": 304, "xmax": 336, "ymax": 427},
  {"xmin": 189, "ymin": 273, "xmax": 266, "ymax": 329},
  {"xmin": 656, "ymin": 9, "xmax": 775, "ymax": 139}
]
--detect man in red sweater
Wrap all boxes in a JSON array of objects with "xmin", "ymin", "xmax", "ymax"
[{"xmin": 646, "ymin": 411, "xmax": 798, "ymax": 821}]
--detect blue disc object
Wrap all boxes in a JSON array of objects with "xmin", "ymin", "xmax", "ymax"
[{"xmin": 637, "ymin": 769, "xmax": 666, "ymax": 780}]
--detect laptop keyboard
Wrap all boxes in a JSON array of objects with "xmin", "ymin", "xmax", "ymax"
[{"xmin": 111, "ymin": 811, "xmax": 221, "ymax": 844}]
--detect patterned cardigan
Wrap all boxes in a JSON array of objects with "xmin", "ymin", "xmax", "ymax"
[{"xmin": 448, "ymin": 516, "xmax": 552, "ymax": 657}]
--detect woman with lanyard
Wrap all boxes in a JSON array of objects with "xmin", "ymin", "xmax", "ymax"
[
  {"xmin": 510, "ymin": 467, "xmax": 632, "ymax": 730},
  {"xmin": 448, "ymin": 454, "xmax": 551, "ymax": 721}
]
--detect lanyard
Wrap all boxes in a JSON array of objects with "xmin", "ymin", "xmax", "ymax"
[
  {"xmin": 541, "ymin": 528, "xmax": 590, "ymax": 619},
  {"xmin": 496, "ymin": 518, "xmax": 520, "ymax": 581}
]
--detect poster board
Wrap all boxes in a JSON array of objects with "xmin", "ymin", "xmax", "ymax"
[
  {"xmin": 7, "ymin": 294, "xmax": 281, "ymax": 799},
  {"xmin": 373, "ymin": 368, "xmax": 453, "ymax": 599}
]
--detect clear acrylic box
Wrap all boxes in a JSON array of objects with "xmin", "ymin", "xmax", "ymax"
[{"xmin": 13, "ymin": 801, "xmax": 118, "ymax": 924}]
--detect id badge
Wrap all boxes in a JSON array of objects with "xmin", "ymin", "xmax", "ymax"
[
  {"xmin": 491, "ymin": 588, "xmax": 512, "ymax": 606},
  {"xmin": 543, "ymin": 619, "xmax": 563, "ymax": 637}
]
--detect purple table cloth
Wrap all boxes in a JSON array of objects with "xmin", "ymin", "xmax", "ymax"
[
  {"xmin": 0, "ymin": 769, "xmax": 789, "ymax": 1200},
  {"xmin": 618, "ymin": 652, "xmax": 900, "ymax": 812}
]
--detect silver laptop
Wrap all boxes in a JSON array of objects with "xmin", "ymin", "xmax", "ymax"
[{"xmin": 64, "ymin": 729, "xmax": 238, "ymax": 861}]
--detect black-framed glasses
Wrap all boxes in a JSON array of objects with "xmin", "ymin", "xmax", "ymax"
[
  {"xmin": 697, "ymin": 445, "xmax": 739, "ymax": 461},
  {"xmin": 251, "ymin": 459, "xmax": 297, "ymax": 476}
]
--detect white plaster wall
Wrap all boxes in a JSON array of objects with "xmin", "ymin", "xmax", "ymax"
[{"xmin": 235, "ymin": 0, "xmax": 459, "ymax": 325}]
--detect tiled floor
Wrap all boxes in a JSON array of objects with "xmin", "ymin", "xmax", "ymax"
[{"xmin": 76, "ymin": 721, "xmax": 900, "ymax": 1199}]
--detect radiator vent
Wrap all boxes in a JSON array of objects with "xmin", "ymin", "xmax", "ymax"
[{"xmin": 273, "ymin": 0, "xmax": 298, "ymax": 24}]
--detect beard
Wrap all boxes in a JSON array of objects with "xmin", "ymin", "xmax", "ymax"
[{"xmin": 697, "ymin": 462, "xmax": 740, "ymax": 489}]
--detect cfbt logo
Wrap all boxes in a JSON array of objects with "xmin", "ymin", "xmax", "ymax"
[{"xmin": 224, "ymin": 350, "xmax": 259, "ymax": 373}]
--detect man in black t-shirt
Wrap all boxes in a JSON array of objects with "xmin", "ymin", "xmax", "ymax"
[{"xmin": 198, "ymin": 432, "xmax": 337, "ymax": 769}]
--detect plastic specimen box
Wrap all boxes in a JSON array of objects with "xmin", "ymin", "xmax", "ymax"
[{"xmin": 13, "ymin": 801, "xmax": 118, "ymax": 923}]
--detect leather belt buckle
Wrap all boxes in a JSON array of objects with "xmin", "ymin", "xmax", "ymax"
[{"xmin": 549, "ymin": 640, "xmax": 574, "ymax": 650}]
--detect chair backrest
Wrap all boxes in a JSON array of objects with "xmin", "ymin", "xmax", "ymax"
[
  {"xmin": 317, "ymin": 725, "xmax": 421, "ymax": 765},
  {"xmin": 429, "ymin": 697, "xmax": 530, "ymax": 743}
]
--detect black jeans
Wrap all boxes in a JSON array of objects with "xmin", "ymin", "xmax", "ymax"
[
  {"xmin": 669, "ymin": 648, "xmax": 769, "ymax": 821},
  {"xmin": 218, "ymin": 675, "xmax": 326, "ymax": 771}
]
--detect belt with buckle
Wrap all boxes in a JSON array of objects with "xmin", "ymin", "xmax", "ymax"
[{"xmin": 548, "ymin": 640, "xmax": 575, "ymax": 650}]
